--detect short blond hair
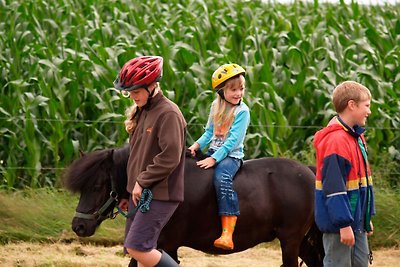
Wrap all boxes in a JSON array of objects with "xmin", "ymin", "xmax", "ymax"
[{"xmin": 332, "ymin": 81, "xmax": 371, "ymax": 113}]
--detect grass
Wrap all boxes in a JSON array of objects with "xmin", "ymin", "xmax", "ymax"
[
  {"xmin": 0, "ymin": 242, "xmax": 129, "ymax": 267},
  {"xmin": 0, "ymin": 187, "xmax": 398, "ymax": 248},
  {"xmin": 0, "ymin": 188, "xmax": 125, "ymax": 246},
  {"xmin": 370, "ymin": 188, "xmax": 400, "ymax": 248}
]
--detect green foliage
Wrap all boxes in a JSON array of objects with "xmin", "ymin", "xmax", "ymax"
[
  {"xmin": 373, "ymin": 147, "xmax": 400, "ymax": 189},
  {"xmin": 0, "ymin": 188, "xmax": 398, "ymax": 248},
  {"xmin": 0, "ymin": 0, "xmax": 399, "ymax": 188},
  {"xmin": 0, "ymin": 189, "xmax": 125, "ymax": 245},
  {"xmin": 370, "ymin": 188, "xmax": 400, "ymax": 248}
]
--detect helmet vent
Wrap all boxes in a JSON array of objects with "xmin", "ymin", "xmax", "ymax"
[{"xmin": 113, "ymin": 56, "xmax": 163, "ymax": 91}]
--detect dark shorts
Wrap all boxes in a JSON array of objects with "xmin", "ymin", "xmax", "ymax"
[{"xmin": 124, "ymin": 196, "xmax": 179, "ymax": 252}]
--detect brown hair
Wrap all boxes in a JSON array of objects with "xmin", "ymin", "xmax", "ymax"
[{"xmin": 332, "ymin": 81, "xmax": 371, "ymax": 113}]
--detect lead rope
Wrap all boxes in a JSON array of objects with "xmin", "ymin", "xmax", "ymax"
[
  {"xmin": 117, "ymin": 188, "xmax": 152, "ymax": 218},
  {"xmin": 357, "ymin": 138, "xmax": 373, "ymax": 265}
]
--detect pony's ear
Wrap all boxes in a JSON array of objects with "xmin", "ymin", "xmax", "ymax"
[
  {"xmin": 109, "ymin": 148, "xmax": 114, "ymax": 162},
  {"xmin": 185, "ymin": 149, "xmax": 194, "ymax": 158},
  {"xmin": 195, "ymin": 149, "xmax": 208, "ymax": 160},
  {"xmin": 185, "ymin": 148, "xmax": 208, "ymax": 160},
  {"xmin": 79, "ymin": 150, "xmax": 85, "ymax": 158},
  {"xmin": 104, "ymin": 149, "xmax": 115, "ymax": 168}
]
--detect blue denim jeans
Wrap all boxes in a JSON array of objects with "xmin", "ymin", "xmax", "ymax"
[
  {"xmin": 323, "ymin": 231, "xmax": 369, "ymax": 267},
  {"xmin": 209, "ymin": 151, "xmax": 242, "ymax": 216}
]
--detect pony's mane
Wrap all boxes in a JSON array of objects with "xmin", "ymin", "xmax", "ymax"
[
  {"xmin": 63, "ymin": 147, "xmax": 202, "ymax": 193},
  {"xmin": 63, "ymin": 149, "xmax": 112, "ymax": 193}
]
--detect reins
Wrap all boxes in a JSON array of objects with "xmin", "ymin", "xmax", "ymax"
[
  {"xmin": 357, "ymin": 138, "xmax": 374, "ymax": 265},
  {"xmin": 117, "ymin": 188, "xmax": 152, "ymax": 218},
  {"xmin": 74, "ymin": 169, "xmax": 120, "ymax": 220},
  {"xmin": 74, "ymin": 190, "xmax": 118, "ymax": 220}
]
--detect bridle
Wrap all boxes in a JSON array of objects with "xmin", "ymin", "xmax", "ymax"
[
  {"xmin": 73, "ymin": 149, "xmax": 152, "ymax": 221},
  {"xmin": 73, "ymin": 160, "xmax": 152, "ymax": 221},
  {"xmin": 74, "ymin": 168, "xmax": 119, "ymax": 221}
]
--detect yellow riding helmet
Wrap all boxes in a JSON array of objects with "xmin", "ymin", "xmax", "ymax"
[{"xmin": 211, "ymin": 63, "xmax": 246, "ymax": 89}]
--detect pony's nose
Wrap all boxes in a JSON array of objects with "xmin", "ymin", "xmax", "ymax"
[{"xmin": 72, "ymin": 223, "xmax": 86, "ymax": 236}]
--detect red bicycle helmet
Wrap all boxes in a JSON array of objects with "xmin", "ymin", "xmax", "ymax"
[{"xmin": 114, "ymin": 56, "xmax": 163, "ymax": 91}]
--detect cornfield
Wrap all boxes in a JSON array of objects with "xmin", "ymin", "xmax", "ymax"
[{"xmin": 0, "ymin": 0, "xmax": 399, "ymax": 188}]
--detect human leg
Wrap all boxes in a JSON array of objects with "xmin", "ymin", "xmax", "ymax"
[
  {"xmin": 126, "ymin": 249, "xmax": 162, "ymax": 267},
  {"xmin": 127, "ymin": 249, "xmax": 178, "ymax": 267},
  {"xmin": 323, "ymin": 233, "xmax": 352, "ymax": 267},
  {"xmin": 212, "ymin": 157, "xmax": 241, "ymax": 216},
  {"xmin": 124, "ymin": 199, "xmax": 179, "ymax": 266},
  {"xmin": 154, "ymin": 250, "xmax": 179, "ymax": 267},
  {"xmin": 214, "ymin": 215, "xmax": 237, "ymax": 250},
  {"xmin": 212, "ymin": 157, "xmax": 241, "ymax": 250},
  {"xmin": 351, "ymin": 231, "xmax": 369, "ymax": 267}
]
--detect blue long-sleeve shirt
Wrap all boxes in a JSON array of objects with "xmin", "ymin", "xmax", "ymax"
[{"xmin": 196, "ymin": 100, "xmax": 250, "ymax": 163}]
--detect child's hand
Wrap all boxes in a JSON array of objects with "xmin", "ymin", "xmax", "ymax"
[
  {"xmin": 196, "ymin": 157, "xmax": 216, "ymax": 169},
  {"xmin": 118, "ymin": 198, "xmax": 129, "ymax": 212},
  {"xmin": 132, "ymin": 182, "xmax": 143, "ymax": 207},
  {"xmin": 340, "ymin": 226, "xmax": 355, "ymax": 247},
  {"xmin": 188, "ymin": 143, "xmax": 200, "ymax": 157}
]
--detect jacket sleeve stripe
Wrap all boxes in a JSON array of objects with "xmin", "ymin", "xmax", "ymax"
[{"xmin": 326, "ymin": 192, "xmax": 347, "ymax": 197}]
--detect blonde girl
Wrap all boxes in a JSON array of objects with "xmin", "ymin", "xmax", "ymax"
[{"xmin": 188, "ymin": 63, "xmax": 250, "ymax": 250}]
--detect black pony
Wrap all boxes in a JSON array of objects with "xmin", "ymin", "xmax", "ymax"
[{"xmin": 63, "ymin": 145, "xmax": 323, "ymax": 267}]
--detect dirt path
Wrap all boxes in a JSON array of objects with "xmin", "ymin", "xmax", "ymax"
[{"xmin": 0, "ymin": 242, "xmax": 399, "ymax": 266}]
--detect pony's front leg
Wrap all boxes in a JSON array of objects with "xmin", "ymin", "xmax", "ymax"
[{"xmin": 280, "ymin": 239, "xmax": 301, "ymax": 267}]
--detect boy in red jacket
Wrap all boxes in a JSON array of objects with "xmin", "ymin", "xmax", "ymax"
[{"xmin": 314, "ymin": 81, "xmax": 375, "ymax": 267}]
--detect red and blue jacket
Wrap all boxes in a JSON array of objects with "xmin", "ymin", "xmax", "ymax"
[{"xmin": 314, "ymin": 116, "xmax": 375, "ymax": 233}]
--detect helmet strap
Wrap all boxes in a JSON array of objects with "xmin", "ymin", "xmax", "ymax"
[
  {"xmin": 217, "ymin": 89, "xmax": 240, "ymax": 106},
  {"xmin": 142, "ymin": 84, "xmax": 157, "ymax": 110},
  {"xmin": 216, "ymin": 89, "xmax": 225, "ymax": 99}
]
